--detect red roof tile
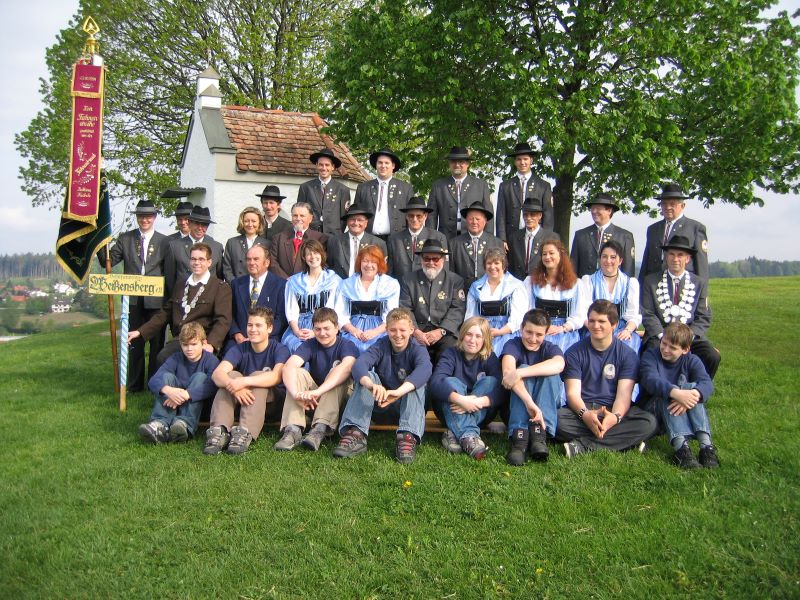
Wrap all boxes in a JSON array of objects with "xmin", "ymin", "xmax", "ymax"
[{"xmin": 220, "ymin": 106, "xmax": 370, "ymax": 182}]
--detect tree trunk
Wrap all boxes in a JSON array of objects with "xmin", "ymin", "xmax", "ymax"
[{"xmin": 552, "ymin": 163, "xmax": 575, "ymax": 245}]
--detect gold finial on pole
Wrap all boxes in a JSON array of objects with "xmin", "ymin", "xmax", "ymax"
[{"xmin": 82, "ymin": 16, "xmax": 100, "ymax": 57}]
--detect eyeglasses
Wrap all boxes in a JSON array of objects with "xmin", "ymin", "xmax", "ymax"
[
  {"xmin": 406, "ymin": 214, "xmax": 426, "ymax": 220},
  {"xmin": 189, "ymin": 257, "xmax": 210, "ymax": 262},
  {"xmin": 421, "ymin": 255, "xmax": 443, "ymax": 262}
]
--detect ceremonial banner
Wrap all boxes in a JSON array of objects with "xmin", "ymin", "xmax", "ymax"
[
  {"xmin": 56, "ymin": 171, "xmax": 112, "ymax": 283},
  {"xmin": 65, "ymin": 63, "xmax": 104, "ymax": 222}
]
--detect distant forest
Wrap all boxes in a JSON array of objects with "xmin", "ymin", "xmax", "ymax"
[{"xmin": 1, "ymin": 253, "xmax": 798, "ymax": 280}]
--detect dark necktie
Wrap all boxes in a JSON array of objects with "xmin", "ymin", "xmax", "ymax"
[{"xmin": 672, "ymin": 277, "xmax": 681, "ymax": 304}]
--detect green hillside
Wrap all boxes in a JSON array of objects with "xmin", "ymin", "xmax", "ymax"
[{"xmin": 1, "ymin": 277, "xmax": 798, "ymax": 599}]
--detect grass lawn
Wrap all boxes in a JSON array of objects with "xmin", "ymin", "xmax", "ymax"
[{"xmin": 1, "ymin": 277, "xmax": 798, "ymax": 599}]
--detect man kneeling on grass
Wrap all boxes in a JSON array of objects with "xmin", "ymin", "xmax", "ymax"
[
  {"xmin": 501, "ymin": 309, "xmax": 565, "ymax": 465},
  {"xmin": 640, "ymin": 322, "xmax": 719, "ymax": 469},
  {"xmin": 203, "ymin": 307, "xmax": 290, "ymax": 455},
  {"xmin": 333, "ymin": 307, "xmax": 433, "ymax": 464},
  {"xmin": 139, "ymin": 323, "xmax": 220, "ymax": 443},
  {"xmin": 274, "ymin": 307, "xmax": 358, "ymax": 451},
  {"xmin": 556, "ymin": 300, "xmax": 657, "ymax": 457}
]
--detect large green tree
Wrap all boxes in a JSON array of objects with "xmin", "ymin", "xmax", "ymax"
[
  {"xmin": 325, "ymin": 0, "xmax": 800, "ymax": 236},
  {"xmin": 16, "ymin": 0, "xmax": 359, "ymax": 214}
]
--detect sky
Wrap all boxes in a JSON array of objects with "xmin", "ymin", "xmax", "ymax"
[{"xmin": 1, "ymin": 1, "xmax": 798, "ymax": 262}]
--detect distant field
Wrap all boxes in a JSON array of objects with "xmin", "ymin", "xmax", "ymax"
[{"xmin": 0, "ymin": 276, "xmax": 798, "ymax": 599}]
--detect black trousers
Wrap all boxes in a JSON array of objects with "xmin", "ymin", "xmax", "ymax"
[
  {"xmin": 555, "ymin": 405, "xmax": 658, "ymax": 451},
  {"xmin": 128, "ymin": 303, "xmax": 164, "ymax": 392}
]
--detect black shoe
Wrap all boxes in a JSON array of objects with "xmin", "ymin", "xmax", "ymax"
[
  {"xmin": 698, "ymin": 445, "xmax": 720, "ymax": 468},
  {"xmin": 506, "ymin": 428, "xmax": 528, "ymax": 466},
  {"xmin": 528, "ymin": 423, "xmax": 549, "ymax": 461},
  {"xmin": 395, "ymin": 432, "xmax": 418, "ymax": 464},
  {"xmin": 672, "ymin": 444, "xmax": 701, "ymax": 469}
]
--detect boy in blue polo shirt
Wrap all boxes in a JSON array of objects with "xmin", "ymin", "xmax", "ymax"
[
  {"xmin": 274, "ymin": 307, "xmax": 359, "ymax": 451},
  {"xmin": 640, "ymin": 321, "xmax": 718, "ymax": 469},
  {"xmin": 203, "ymin": 307, "xmax": 290, "ymax": 455},
  {"xmin": 139, "ymin": 322, "xmax": 219, "ymax": 444}
]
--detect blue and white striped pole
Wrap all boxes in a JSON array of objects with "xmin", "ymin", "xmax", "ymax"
[{"xmin": 118, "ymin": 295, "xmax": 129, "ymax": 411}]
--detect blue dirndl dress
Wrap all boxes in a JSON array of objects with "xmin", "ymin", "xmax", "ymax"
[{"xmin": 281, "ymin": 270, "xmax": 341, "ymax": 352}]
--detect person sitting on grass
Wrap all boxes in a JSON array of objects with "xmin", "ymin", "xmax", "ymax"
[
  {"xmin": 333, "ymin": 307, "xmax": 433, "ymax": 464},
  {"xmin": 274, "ymin": 307, "xmax": 359, "ymax": 452},
  {"xmin": 203, "ymin": 307, "xmax": 290, "ymax": 456},
  {"xmin": 430, "ymin": 316, "xmax": 505, "ymax": 460},
  {"xmin": 501, "ymin": 309, "xmax": 565, "ymax": 465},
  {"xmin": 556, "ymin": 300, "xmax": 658, "ymax": 457},
  {"xmin": 139, "ymin": 322, "xmax": 220, "ymax": 444},
  {"xmin": 639, "ymin": 322, "xmax": 718, "ymax": 469}
]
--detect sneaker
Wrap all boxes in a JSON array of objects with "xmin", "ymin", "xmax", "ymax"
[
  {"xmin": 395, "ymin": 432, "xmax": 418, "ymax": 464},
  {"xmin": 274, "ymin": 425, "xmax": 303, "ymax": 451},
  {"xmin": 460, "ymin": 436, "xmax": 488, "ymax": 460},
  {"xmin": 672, "ymin": 444, "xmax": 701, "ymax": 469},
  {"xmin": 440, "ymin": 430, "xmax": 462, "ymax": 454},
  {"xmin": 301, "ymin": 423, "xmax": 330, "ymax": 452},
  {"xmin": 333, "ymin": 427, "xmax": 368, "ymax": 459},
  {"xmin": 506, "ymin": 428, "xmax": 529, "ymax": 466},
  {"xmin": 698, "ymin": 445, "xmax": 720, "ymax": 469},
  {"xmin": 138, "ymin": 420, "xmax": 168, "ymax": 444},
  {"xmin": 168, "ymin": 419, "xmax": 189, "ymax": 443},
  {"xmin": 203, "ymin": 425, "xmax": 230, "ymax": 455},
  {"xmin": 226, "ymin": 426, "xmax": 253, "ymax": 455},
  {"xmin": 563, "ymin": 441, "xmax": 586, "ymax": 459},
  {"xmin": 528, "ymin": 424, "xmax": 549, "ymax": 461}
]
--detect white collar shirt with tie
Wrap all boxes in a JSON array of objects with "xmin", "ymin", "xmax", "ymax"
[
  {"xmin": 372, "ymin": 178, "xmax": 392, "ymax": 235},
  {"xmin": 349, "ymin": 234, "xmax": 362, "ymax": 276},
  {"xmin": 517, "ymin": 172, "xmax": 529, "ymax": 228}
]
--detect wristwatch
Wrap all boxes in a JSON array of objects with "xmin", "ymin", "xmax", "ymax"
[
  {"xmin": 440, "ymin": 328, "xmax": 446, "ymax": 337},
  {"xmin": 577, "ymin": 407, "xmax": 587, "ymax": 419},
  {"xmin": 613, "ymin": 412, "xmax": 622, "ymax": 424}
]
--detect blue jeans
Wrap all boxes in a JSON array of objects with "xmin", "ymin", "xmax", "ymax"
[
  {"xmin": 339, "ymin": 371, "xmax": 426, "ymax": 440},
  {"xmin": 440, "ymin": 376, "xmax": 498, "ymax": 440},
  {"xmin": 149, "ymin": 372, "xmax": 208, "ymax": 435},
  {"xmin": 507, "ymin": 371, "xmax": 563, "ymax": 437},
  {"xmin": 657, "ymin": 398, "xmax": 712, "ymax": 441}
]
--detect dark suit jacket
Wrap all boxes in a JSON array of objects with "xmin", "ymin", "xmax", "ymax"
[
  {"xmin": 353, "ymin": 177, "xmax": 414, "ymax": 235},
  {"xmin": 448, "ymin": 231, "xmax": 505, "ymax": 291},
  {"xmin": 495, "ymin": 175, "xmax": 554, "ymax": 241},
  {"xmin": 165, "ymin": 231, "xmax": 185, "ymax": 242},
  {"xmin": 163, "ymin": 235, "xmax": 225, "ymax": 297},
  {"xmin": 297, "ymin": 178, "xmax": 352, "ymax": 235},
  {"xmin": 400, "ymin": 268, "xmax": 466, "ymax": 335},
  {"xmin": 326, "ymin": 232, "xmax": 388, "ymax": 280},
  {"xmin": 264, "ymin": 215, "xmax": 293, "ymax": 242},
  {"xmin": 507, "ymin": 227, "xmax": 560, "ymax": 281},
  {"xmin": 222, "ymin": 234, "xmax": 269, "ymax": 282},
  {"xmin": 269, "ymin": 229, "xmax": 329, "ymax": 279},
  {"xmin": 386, "ymin": 227, "xmax": 448, "ymax": 279},
  {"xmin": 97, "ymin": 229, "xmax": 167, "ymax": 309},
  {"xmin": 138, "ymin": 275, "xmax": 232, "ymax": 352},
  {"xmin": 570, "ymin": 222, "xmax": 636, "ymax": 278},
  {"xmin": 639, "ymin": 216, "xmax": 709, "ymax": 281},
  {"xmin": 428, "ymin": 174, "xmax": 493, "ymax": 240},
  {"xmin": 640, "ymin": 271, "xmax": 712, "ymax": 344},
  {"xmin": 229, "ymin": 272, "xmax": 287, "ymax": 342}
]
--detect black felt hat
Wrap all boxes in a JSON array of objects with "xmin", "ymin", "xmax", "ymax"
[
  {"xmin": 521, "ymin": 196, "xmax": 545, "ymax": 213},
  {"xmin": 399, "ymin": 196, "xmax": 434, "ymax": 213},
  {"xmin": 507, "ymin": 142, "xmax": 537, "ymax": 158},
  {"xmin": 660, "ymin": 234, "xmax": 696, "ymax": 254},
  {"xmin": 341, "ymin": 203, "xmax": 374, "ymax": 221},
  {"xmin": 655, "ymin": 183, "xmax": 690, "ymax": 201},
  {"xmin": 459, "ymin": 200, "xmax": 493, "ymax": 221},
  {"xmin": 369, "ymin": 148, "xmax": 402, "ymax": 171},
  {"xmin": 188, "ymin": 206, "xmax": 215, "ymax": 225},
  {"xmin": 585, "ymin": 193, "xmax": 620, "ymax": 213},
  {"xmin": 174, "ymin": 201, "xmax": 193, "ymax": 217},
  {"xmin": 414, "ymin": 238, "xmax": 449, "ymax": 255},
  {"xmin": 133, "ymin": 200, "xmax": 158, "ymax": 216},
  {"xmin": 309, "ymin": 147, "xmax": 342, "ymax": 169},
  {"xmin": 445, "ymin": 146, "xmax": 473, "ymax": 161},
  {"xmin": 256, "ymin": 184, "xmax": 286, "ymax": 200}
]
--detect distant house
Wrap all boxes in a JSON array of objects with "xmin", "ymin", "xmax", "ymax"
[
  {"xmin": 170, "ymin": 66, "xmax": 370, "ymax": 240},
  {"xmin": 28, "ymin": 290, "xmax": 48, "ymax": 298},
  {"xmin": 12, "ymin": 285, "xmax": 29, "ymax": 296},
  {"xmin": 51, "ymin": 301, "xmax": 71, "ymax": 314},
  {"xmin": 53, "ymin": 283, "xmax": 76, "ymax": 296}
]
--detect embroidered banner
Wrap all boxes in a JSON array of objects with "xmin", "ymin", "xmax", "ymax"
[
  {"xmin": 65, "ymin": 63, "xmax": 104, "ymax": 223},
  {"xmin": 88, "ymin": 274, "xmax": 165, "ymax": 297}
]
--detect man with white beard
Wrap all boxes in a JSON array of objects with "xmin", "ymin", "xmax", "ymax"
[{"xmin": 399, "ymin": 239, "xmax": 466, "ymax": 366}]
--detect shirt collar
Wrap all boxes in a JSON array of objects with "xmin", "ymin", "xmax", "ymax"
[{"xmin": 189, "ymin": 270, "xmax": 211, "ymax": 285}]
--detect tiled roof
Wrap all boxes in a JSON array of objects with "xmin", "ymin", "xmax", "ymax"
[{"xmin": 220, "ymin": 106, "xmax": 370, "ymax": 182}]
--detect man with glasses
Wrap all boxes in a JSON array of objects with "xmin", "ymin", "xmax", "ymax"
[
  {"xmin": 163, "ymin": 206, "xmax": 225, "ymax": 297},
  {"xmin": 399, "ymin": 239, "xmax": 466, "ymax": 364},
  {"xmin": 386, "ymin": 196, "xmax": 448, "ymax": 279}
]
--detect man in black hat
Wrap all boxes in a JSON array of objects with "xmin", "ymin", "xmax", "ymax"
[
  {"xmin": 256, "ymin": 185, "xmax": 293, "ymax": 242},
  {"xmin": 639, "ymin": 183, "xmax": 709, "ymax": 281},
  {"xmin": 570, "ymin": 193, "xmax": 636, "ymax": 277},
  {"xmin": 428, "ymin": 146, "xmax": 493, "ymax": 240},
  {"xmin": 297, "ymin": 148, "xmax": 353, "ymax": 235},
  {"xmin": 640, "ymin": 234, "xmax": 719, "ymax": 379},
  {"xmin": 496, "ymin": 142, "xmax": 554, "ymax": 246},
  {"xmin": 166, "ymin": 201, "xmax": 194, "ymax": 241},
  {"xmin": 386, "ymin": 196, "xmax": 448, "ymax": 279},
  {"xmin": 507, "ymin": 197, "xmax": 560, "ymax": 280},
  {"xmin": 97, "ymin": 200, "xmax": 168, "ymax": 391},
  {"xmin": 326, "ymin": 204, "xmax": 388, "ymax": 279},
  {"xmin": 448, "ymin": 201, "xmax": 505, "ymax": 291},
  {"xmin": 163, "ymin": 206, "xmax": 225, "ymax": 297},
  {"xmin": 352, "ymin": 148, "xmax": 414, "ymax": 240},
  {"xmin": 399, "ymin": 239, "xmax": 466, "ymax": 364}
]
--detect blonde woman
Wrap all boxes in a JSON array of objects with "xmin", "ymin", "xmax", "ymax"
[{"xmin": 223, "ymin": 207, "xmax": 268, "ymax": 281}]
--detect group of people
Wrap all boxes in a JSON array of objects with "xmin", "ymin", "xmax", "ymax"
[{"xmin": 103, "ymin": 143, "xmax": 721, "ymax": 469}]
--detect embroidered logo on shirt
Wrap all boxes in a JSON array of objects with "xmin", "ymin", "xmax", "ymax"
[{"xmin": 603, "ymin": 364, "xmax": 616, "ymax": 380}]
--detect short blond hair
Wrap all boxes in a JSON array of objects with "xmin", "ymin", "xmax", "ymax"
[
  {"xmin": 457, "ymin": 316, "xmax": 493, "ymax": 360},
  {"xmin": 179, "ymin": 322, "xmax": 206, "ymax": 344}
]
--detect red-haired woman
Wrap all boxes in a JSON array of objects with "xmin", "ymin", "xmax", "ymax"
[
  {"xmin": 525, "ymin": 239, "xmax": 588, "ymax": 353},
  {"xmin": 334, "ymin": 245, "xmax": 400, "ymax": 353}
]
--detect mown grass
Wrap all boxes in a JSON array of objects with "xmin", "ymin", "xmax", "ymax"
[{"xmin": 1, "ymin": 277, "xmax": 798, "ymax": 599}]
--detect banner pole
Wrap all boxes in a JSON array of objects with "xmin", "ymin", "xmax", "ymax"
[
  {"xmin": 118, "ymin": 295, "xmax": 129, "ymax": 412},
  {"xmin": 105, "ymin": 245, "xmax": 120, "ymax": 393}
]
